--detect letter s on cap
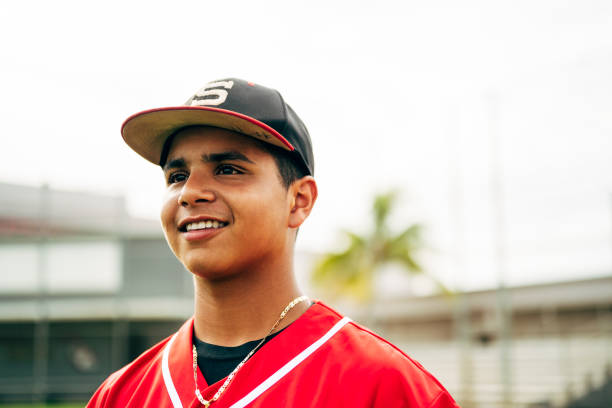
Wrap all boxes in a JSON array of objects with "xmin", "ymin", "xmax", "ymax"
[{"xmin": 190, "ymin": 80, "xmax": 235, "ymax": 106}]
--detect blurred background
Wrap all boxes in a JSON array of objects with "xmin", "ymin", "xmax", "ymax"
[{"xmin": 1, "ymin": 0, "xmax": 611, "ymax": 407}]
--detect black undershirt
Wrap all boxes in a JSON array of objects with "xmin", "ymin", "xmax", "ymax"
[
  {"xmin": 194, "ymin": 303, "xmax": 312, "ymax": 385},
  {"xmin": 194, "ymin": 330, "xmax": 283, "ymax": 385}
]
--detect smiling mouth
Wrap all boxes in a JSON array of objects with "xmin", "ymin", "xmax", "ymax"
[{"xmin": 180, "ymin": 220, "xmax": 229, "ymax": 232}]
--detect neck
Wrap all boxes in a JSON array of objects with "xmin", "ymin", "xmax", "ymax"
[{"xmin": 192, "ymin": 256, "xmax": 308, "ymax": 346}]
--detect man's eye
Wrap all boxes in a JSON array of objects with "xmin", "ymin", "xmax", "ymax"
[
  {"xmin": 167, "ymin": 172, "xmax": 188, "ymax": 184},
  {"xmin": 216, "ymin": 165, "xmax": 242, "ymax": 175}
]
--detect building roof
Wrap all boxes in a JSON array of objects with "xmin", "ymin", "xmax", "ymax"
[
  {"xmin": 0, "ymin": 182, "xmax": 161, "ymax": 238},
  {"xmin": 365, "ymin": 275, "xmax": 612, "ymax": 323}
]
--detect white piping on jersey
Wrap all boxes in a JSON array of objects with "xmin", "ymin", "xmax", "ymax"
[
  {"xmin": 162, "ymin": 333, "xmax": 184, "ymax": 408},
  {"xmin": 161, "ymin": 316, "xmax": 352, "ymax": 408},
  {"xmin": 229, "ymin": 316, "xmax": 352, "ymax": 408}
]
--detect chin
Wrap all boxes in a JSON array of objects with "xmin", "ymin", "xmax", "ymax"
[{"xmin": 183, "ymin": 258, "xmax": 241, "ymax": 281}]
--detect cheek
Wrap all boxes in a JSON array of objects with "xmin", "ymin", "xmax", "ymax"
[
  {"xmin": 160, "ymin": 192, "xmax": 178, "ymax": 238},
  {"xmin": 241, "ymin": 190, "xmax": 289, "ymax": 236}
]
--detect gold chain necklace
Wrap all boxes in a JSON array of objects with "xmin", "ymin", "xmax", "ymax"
[{"xmin": 192, "ymin": 295, "xmax": 309, "ymax": 407}]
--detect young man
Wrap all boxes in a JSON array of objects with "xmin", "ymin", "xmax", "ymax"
[{"xmin": 88, "ymin": 78, "xmax": 460, "ymax": 407}]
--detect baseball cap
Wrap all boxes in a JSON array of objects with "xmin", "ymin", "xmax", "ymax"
[{"xmin": 121, "ymin": 78, "xmax": 314, "ymax": 175}]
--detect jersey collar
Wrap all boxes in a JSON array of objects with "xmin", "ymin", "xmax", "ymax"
[{"xmin": 162, "ymin": 301, "xmax": 350, "ymax": 407}]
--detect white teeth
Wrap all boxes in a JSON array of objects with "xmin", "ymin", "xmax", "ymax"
[{"xmin": 185, "ymin": 220, "xmax": 226, "ymax": 231}]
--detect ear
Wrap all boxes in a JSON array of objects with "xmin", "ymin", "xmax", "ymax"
[{"xmin": 288, "ymin": 176, "xmax": 318, "ymax": 229}]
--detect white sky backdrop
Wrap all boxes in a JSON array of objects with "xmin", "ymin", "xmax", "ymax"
[{"xmin": 1, "ymin": 0, "xmax": 611, "ymax": 291}]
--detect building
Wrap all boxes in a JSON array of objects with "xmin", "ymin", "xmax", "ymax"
[
  {"xmin": 366, "ymin": 276, "xmax": 612, "ymax": 408},
  {"xmin": 0, "ymin": 182, "xmax": 190, "ymax": 402}
]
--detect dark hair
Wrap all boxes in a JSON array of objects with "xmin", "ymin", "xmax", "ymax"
[{"xmin": 260, "ymin": 142, "xmax": 309, "ymax": 189}]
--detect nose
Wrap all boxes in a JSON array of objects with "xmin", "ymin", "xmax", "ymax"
[{"xmin": 177, "ymin": 173, "xmax": 216, "ymax": 207}]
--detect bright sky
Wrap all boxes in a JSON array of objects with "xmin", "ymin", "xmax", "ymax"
[{"xmin": 2, "ymin": 0, "xmax": 611, "ymax": 291}]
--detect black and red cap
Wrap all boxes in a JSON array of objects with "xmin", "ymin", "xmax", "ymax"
[{"xmin": 121, "ymin": 78, "xmax": 314, "ymax": 175}]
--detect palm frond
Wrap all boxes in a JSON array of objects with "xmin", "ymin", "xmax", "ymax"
[
  {"xmin": 373, "ymin": 190, "xmax": 397, "ymax": 232},
  {"xmin": 311, "ymin": 190, "xmax": 451, "ymax": 302}
]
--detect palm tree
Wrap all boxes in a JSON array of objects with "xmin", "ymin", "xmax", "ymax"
[{"xmin": 311, "ymin": 190, "xmax": 448, "ymax": 303}]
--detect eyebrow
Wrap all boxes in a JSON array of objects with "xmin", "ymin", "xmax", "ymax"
[
  {"xmin": 163, "ymin": 158, "xmax": 186, "ymax": 172},
  {"xmin": 203, "ymin": 151, "xmax": 255, "ymax": 164},
  {"xmin": 163, "ymin": 151, "xmax": 255, "ymax": 171}
]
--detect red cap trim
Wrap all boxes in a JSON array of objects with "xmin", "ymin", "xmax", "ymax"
[{"xmin": 121, "ymin": 106, "xmax": 295, "ymax": 151}]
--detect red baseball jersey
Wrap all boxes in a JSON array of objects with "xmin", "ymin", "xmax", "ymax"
[{"xmin": 88, "ymin": 301, "xmax": 460, "ymax": 407}]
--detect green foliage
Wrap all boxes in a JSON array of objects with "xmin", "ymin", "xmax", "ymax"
[{"xmin": 312, "ymin": 190, "xmax": 449, "ymax": 302}]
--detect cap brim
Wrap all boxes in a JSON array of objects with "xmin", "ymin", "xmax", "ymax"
[{"xmin": 121, "ymin": 106, "xmax": 294, "ymax": 165}]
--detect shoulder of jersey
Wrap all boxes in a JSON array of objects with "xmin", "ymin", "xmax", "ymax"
[
  {"xmin": 317, "ymin": 301, "xmax": 419, "ymax": 364},
  {"xmin": 87, "ymin": 333, "xmax": 173, "ymax": 406},
  {"xmin": 316, "ymin": 301, "xmax": 458, "ymax": 406}
]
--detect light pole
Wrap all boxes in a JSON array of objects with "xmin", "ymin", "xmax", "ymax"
[{"xmin": 487, "ymin": 92, "xmax": 512, "ymax": 408}]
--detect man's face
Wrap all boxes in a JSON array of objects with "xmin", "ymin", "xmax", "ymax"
[{"xmin": 160, "ymin": 126, "xmax": 292, "ymax": 279}]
